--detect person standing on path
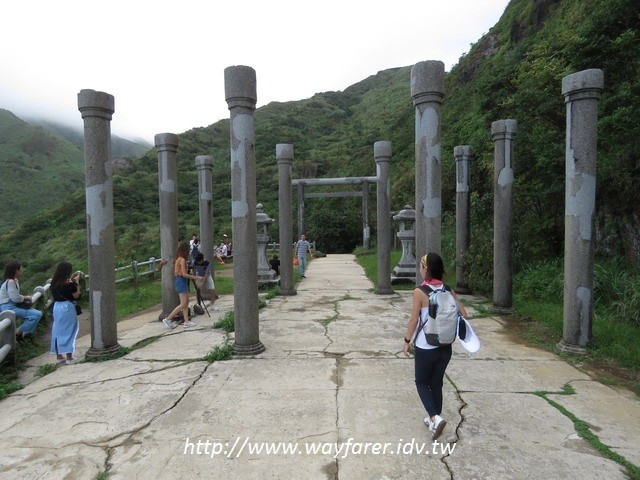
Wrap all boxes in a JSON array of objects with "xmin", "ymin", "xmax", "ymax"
[
  {"xmin": 294, "ymin": 234, "xmax": 314, "ymax": 279},
  {"xmin": 49, "ymin": 262, "xmax": 82, "ymax": 365},
  {"xmin": 163, "ymin": 241, "xmax": 202, "ymax": 330},
  {"xmin": 402, "ymin": 252, "xmax": 469, "ymax": 440}
]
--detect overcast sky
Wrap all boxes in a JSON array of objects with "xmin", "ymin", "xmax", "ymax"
[{"xmin": 0, "ymin": 0, "xmax": 510, "ymax": 144}]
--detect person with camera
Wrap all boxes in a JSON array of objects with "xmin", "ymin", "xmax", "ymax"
[
  {"xmin": 49, "ymin": 262, "xmax": 82, "ymax": 365},
  {"xmin": 0, "ymin": 260, "xmax": 43, "ymax": 343}
]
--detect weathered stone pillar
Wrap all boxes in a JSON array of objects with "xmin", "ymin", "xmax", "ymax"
[
  {"xmin": 559, "ymin": 69, "xmax": 604, "ymax": 354},
  {"xmin": 362, "ymin": 180, "xmax": 370, "ymax": 250},
  {"xmin": 297, "ymin": 182, "xmax": 305, "ymax": 239},
  {"xmin": 196, "ymin": 155, "xmax": 215, "ymax": 294},
  {"xmin": 224, "ymin": 65, "xmax": 264, "ymax": 355},
  {"xmin": 375, "ymin": 141, "xmax": 393, "ymax": 294},
  {"xmin": 411, "ymin": 60, "xmax": 444, "ymax": 283},
  {"xmin": 276, "ymin": 144, "xmax": 296, "ymax": 296},
  {"xmin": 491, "ymin": 119, "xmax": 517, "ymax": 312},
  {"xmin": 155, "ymin": 133, "xmax": 180, "ymax": 319},
  {"xmin": 454, "ymin": 145, "xmax": 473, "ymax": 294},
  {"xmin": 77, "ymin": 89, "xmax": 121, "ymax": 358}
]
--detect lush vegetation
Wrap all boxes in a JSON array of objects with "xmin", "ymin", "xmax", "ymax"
[{"xmin": 0, "ymin": 0, "xmax": 638, "ymax": 384}]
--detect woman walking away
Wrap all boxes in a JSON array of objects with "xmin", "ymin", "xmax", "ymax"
[
  {"xmin": 163, "ymin": 241, "xmax": 201, "ymax": 330},
  {"xmin": 49, "ymin": 262, "xmax": 82, "ymax": 365},
  {"xmin": 402, "ymin": 253, "xmax": 469, "ymax": 440},
  {"xmin": 0, "ymin": 260, "xmax": 43, "ymax": 343}
]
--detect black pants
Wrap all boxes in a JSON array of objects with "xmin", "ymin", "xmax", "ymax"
[{"xmin": 414, "ymin": 344, "xmax": 452, "ymax": 418}]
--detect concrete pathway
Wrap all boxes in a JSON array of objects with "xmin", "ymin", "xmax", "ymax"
[{"xmin": 0, "ymin": 254, "xmax": 638, "ymax": 479}]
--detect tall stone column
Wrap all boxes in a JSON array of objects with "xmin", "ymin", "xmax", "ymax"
[
  {"xmin": 375, "ymin": 141, "xmax": 393, "ymax": 294},
  {"xmin": 155, "ymin": 133, "xmax": 180, "ymax": 319},
  {"xmin": 362, "ymin": 180, "xmax": 370, "ymax": 249},
  {"xmin": 454, "ymin": 145, "xmax": 473, "ymax": 294},
  {"xmin": 411, "ymin": 60, "xmax": 444, "ymax": 283},
  {"xmin": 559, "ymin": 69, "xmax": 604, "ymax": 354},
  {"xmin": 77, "ymin": 89, "xmax": 121, "ymax": 358},
  {"xmin": 196, "ymin": 155, "xmax": 215, "ymax": 293},
  {"xmin": 276, "ymin": 144, "xmax": 296, "ymax": 296},
  {"xmin": 491, "ymin": 120, "xmax": 517, "ymax": 312},
  {"xmin": 297, "ymin": 182, "xmax": 305, "ymax": 239},
  {"xmin": 224, "ymin": 65, "xmax": 264, "ymax": 355}
]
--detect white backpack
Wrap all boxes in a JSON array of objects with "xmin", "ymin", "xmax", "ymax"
[{"xmin": 419, "ymin": 284, "xmax": 460, "ymax": 346}]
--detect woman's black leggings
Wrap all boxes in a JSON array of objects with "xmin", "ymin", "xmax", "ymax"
[{"xmin": 414, "ymin": 344, "xmax": 452, "ymax": 418}]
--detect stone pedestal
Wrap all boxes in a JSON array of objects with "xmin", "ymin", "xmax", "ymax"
[
  {"xmin": 392, "ymin": 205, "xmax": 416, "ymax": 284},
  {"xmin": 256, "ymin": 204, "xmax": 277, "ymax": 284}
]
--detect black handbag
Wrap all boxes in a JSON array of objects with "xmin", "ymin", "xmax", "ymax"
[{"xmin": 16, "ymin": 300, "xmax": 33, "ymax": 309}]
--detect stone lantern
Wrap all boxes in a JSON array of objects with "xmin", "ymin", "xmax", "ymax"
[
  {"xmin": 256, "ymin": 203, "xmax": 277, "ymax": 283},
  {"xmin": 391, "ymin": 204, "xmax": 416, "ymax": 283}
]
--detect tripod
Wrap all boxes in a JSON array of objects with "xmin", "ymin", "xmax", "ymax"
[{"xmin": 191, "ymin": 279, "xmax": 211, "ymax": 318}]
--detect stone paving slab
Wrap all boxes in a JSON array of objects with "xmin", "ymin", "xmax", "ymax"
[
  {"xmin": 548, "ymin": 379, "xmax": 640, "ymax": 467},
  {"xmin": 447, "ymin": 392, "xmax": 626, "ymax": 479},
  {"xmin": 0, "ymin": 254, "xmax": 638, "ymax": 480}
]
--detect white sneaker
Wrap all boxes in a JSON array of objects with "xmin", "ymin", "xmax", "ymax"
[
  {"xmin": 431, "ymin": 415, "xmax": 447, "ymax": 440},
  {"xmin": 211, "ymin": 305, "xmax": 220, "ymax": 311},
  {"xmin": 424, "ymin": 416, "xmax": 435, "ymax": 432},
  {"xmin": 182, "ymin": 321, "xmax": 197, "ymax": 328},
  {"xmin": 163, "ymin": 318, "xmax": 176, "ymax": 330}
]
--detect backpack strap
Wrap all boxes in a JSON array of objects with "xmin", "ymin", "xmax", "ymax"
[{"xmin": 413, "ymin": 285, "xmax": 434, "ymax": 344}]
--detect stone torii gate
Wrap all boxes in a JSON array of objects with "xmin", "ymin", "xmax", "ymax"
[{"xmin": 292, "ymin": 175, "xmax": 377, "ymax": 249}]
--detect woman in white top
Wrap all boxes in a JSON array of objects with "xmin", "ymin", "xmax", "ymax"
[
  {"xmin": 0, "ymin": 260, "xmax": 43, "ymax": 342},
  {"xmin": 402, "ymin": 253, "xmax": 469, "ymax": 440}
]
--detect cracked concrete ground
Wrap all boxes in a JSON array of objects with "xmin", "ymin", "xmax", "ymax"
[{"xmin": 0, "ymin": 254, "xmax": 639, "ymax": 479}]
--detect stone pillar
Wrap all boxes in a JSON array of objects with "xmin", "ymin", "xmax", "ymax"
[
  {"xmin": 224, "ymin": 65, "xmax": 264, "ymax": 356},
  {"xmin": 392, "ymin": 205, "xmax": 416, "ymax": 283},
  {"xmin": 196, "ymin": 155, "xmax": 215, "ymax": 294},
  {"xmin": 491, "ymin": 119, "xmax": 517, "ymax": 312},
  {"xmin": 375, "ymin": 141, "xmax": 393, "ymax": 294},
  {"xmin": 256, "ymin": 204, "xmax": 276, "ymax": 283},
  {"xmin": 155, "ymin": 133, "xmax": 180, "ymax": 319},
  {"xmin": 559, "ymin": 69, "xmax": 604, "ymax": 354},
  {"xmin": 362, "ymin": 180, "xmax": 370, "ymax": 249},
  {"xmin": 411, "ymin": 60, "xmax": 444, "ymax": 283},
  {"xmin": 276, "ymin": 144, "xmax": 296, "ymax": 295},
  {"xmin": 77, "ymin": 89, "xmax": 121, "ymax": 358},
  {"xmin": 454, "ymin": 145, "xmax": 473, "ymax": 294},
  {"xmin": 297, "ymin": 182, "xmax": 305, "ymax": 239}
]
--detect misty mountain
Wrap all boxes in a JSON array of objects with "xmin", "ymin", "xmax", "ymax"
[{"xmin": 0, "ymin": 109, "xmax": 152, "ymax": 232}]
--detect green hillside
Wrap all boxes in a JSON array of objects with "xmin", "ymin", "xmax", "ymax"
[{"xmin": 1, "ymin": 0, "xmax": 639, "ymax": 291}]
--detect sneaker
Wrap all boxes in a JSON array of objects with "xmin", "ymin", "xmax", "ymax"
[
  {"xmin": 211, "ymin": 305, "xmax": 220, "ymax": 311},
  {"xmin": 431, "ymin": 415, "xmax": 447, "ymax": 440},
  {"xmin": 300, "ymin": 275, "xmax": 306, "ymax": 278},
  {"xmin": 424, "ymin": 416, "xmax": 435, "ymax": 432},
  {"xmin": 182, "ymin": 321, "xmax": 197, "ymax": 328},
  {"xmin": 163, "ymin": 318, "xmax": 176, "ymax": 330},
  {"xmin": 65, "ymin": 357, "xmax": 80, "ymax": 365}
]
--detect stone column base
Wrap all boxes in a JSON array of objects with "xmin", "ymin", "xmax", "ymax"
[
  {"xmin": 490, "ymin": 305, "xmax": 514, "ymax": 315},
  {"xmin": 279, "ymin": 289, "xmax": 297, "ymax": 296},
  {"xmin": 233, "ymin": 341, "xmax": 265, "ymax": 356},
  {"xmin": 375, "ymin": 288, "xmax": 395, "ymax": 295},
  {"xmin": 85, "ymin": 343, "xmax": 123, "ymax": 359},
  {"xmin": 556, "ymin": 340, "xmax": 587, "ymax": 355}
]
